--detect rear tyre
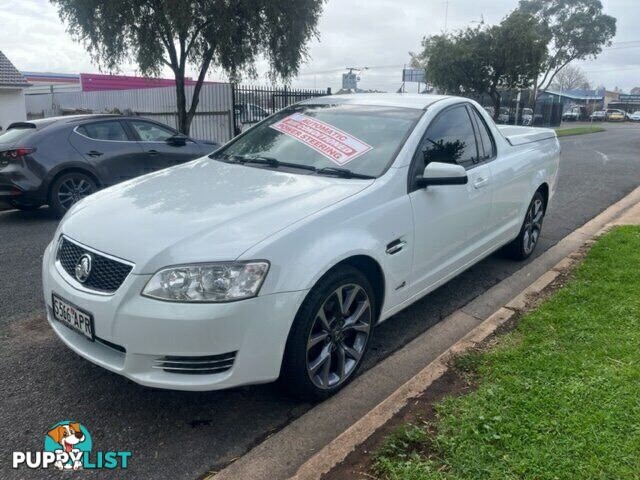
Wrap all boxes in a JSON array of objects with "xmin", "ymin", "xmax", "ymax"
[
  {"xmin": 7, "ymin": 199, "xmax": 43, "ymax": 211},
  {"xmin": 503, "ymin": 191, "xmax": 545, "ymax": 260},
  {"xmin": 280, "ymin": 266, "xmax": 377, "ymax": 401},
  {"xmin": 48, "ymin": 172, "xmax": 98, "ymax": 218}
]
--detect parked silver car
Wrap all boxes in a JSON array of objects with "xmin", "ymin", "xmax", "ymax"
[{"xmin": 628, "ymin": 111, "xmax": 640, "ymax": 122}]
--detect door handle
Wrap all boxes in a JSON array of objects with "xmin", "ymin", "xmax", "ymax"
[
  {"xmin": 473, "ymin": 177, "xmax": 489, "ymax": 189},
  {"xmin": 86, "ymin": 150, "xmax": 103, "ymax": 157},
  {"xmin": 386, "ymin": 239, "xmax": 407, "ymax": 255},
  {"xmin": 147, "ymin": 150, "xmax": 159, "ymax": 155}
]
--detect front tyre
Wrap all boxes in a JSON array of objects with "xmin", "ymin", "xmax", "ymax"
[
  {"xmin": 281, "ymin": 266, "xmax": 377, "ymax": 401},
  {"xmin": 48, "ymin": 172, "xmax": 97, "ymax": 218},
  {"xmin": 504, "ymin": 191, "xmax": 545, "ymax": 260}
]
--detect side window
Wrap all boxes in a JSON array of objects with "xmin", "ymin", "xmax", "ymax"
[
  {"xmin": 77, "ymin": 121, "xmax": 128, "ymax": 141},
  {"xmin": 469, "ymin": 107, "xmax": 496, "ymax": 160},
  {"xmin": 250, "ymin": 104, "xmax": 267, "ymax": 118},
  {"xmin": 129, "ymin": 120, "xmax": 176, "ymax": 142},
  {"xmin": 418, "ymin": 106, "xmax": 478, "ymax": 170}
]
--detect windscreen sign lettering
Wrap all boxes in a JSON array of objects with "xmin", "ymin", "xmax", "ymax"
[{"xmin": 270, "ymin": 113, "xmax": 372, "ymax": 166}]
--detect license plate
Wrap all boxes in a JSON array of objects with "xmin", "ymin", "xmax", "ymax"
[{"xmin": 52, "ymin": 294, "xmax": 94, "ymax": 341}]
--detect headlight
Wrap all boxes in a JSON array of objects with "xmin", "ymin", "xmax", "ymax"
[{"xmin": 142, "ymin": 261, "xmax": 269, "ymax": 302}]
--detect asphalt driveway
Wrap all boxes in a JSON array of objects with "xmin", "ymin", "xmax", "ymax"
[{"xmin": 1, "ymin": 123, "xmax": 639, "ymax": 479}]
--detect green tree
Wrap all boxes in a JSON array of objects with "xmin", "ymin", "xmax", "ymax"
[
  {"xmin": 518, "ymin": 0, "xmax": 616, "ymax": 100},
  {"xmin": 412, "ymin": 11, "xmax": 547, "ymax": 119},
  {"xmin": 52, "ymin": 0, "xmax": 325, "ymax": 134}
]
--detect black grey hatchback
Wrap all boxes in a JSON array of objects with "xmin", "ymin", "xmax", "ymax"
[{"xmin": 0, "ymin": 115, "xmax": 219, "ymax": 216}]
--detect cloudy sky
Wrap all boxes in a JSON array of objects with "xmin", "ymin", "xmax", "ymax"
[{"xmin": 1, "ymin": 0, "xmax": 639, "ymax": 93}]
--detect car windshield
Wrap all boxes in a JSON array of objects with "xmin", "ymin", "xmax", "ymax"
[
  {"xmin": 211, "ymin": 104, "xmax": 423, "ymax": 177},
  {"xmin": 0, "ymin": 127, "xmax": 35, "ymax": 144}
]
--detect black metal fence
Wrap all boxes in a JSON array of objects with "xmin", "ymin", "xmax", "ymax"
[{"xmin": 232, "ymin": 85, "xmax": 331, "ymax": 135}]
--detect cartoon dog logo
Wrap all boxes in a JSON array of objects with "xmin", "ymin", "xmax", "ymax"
[{"xmin": 47, "ymin": 422, "xmax": 86, "ymax": 470}]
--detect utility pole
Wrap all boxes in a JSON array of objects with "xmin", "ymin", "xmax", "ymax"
[{"xmin": 444, "ymin": 0, "xmax": 450, "ymax": 33}]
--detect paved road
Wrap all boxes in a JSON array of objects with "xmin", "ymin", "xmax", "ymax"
[{"xmin": 1, "ymin": 123, "xmax": 639, "ymax": 479}]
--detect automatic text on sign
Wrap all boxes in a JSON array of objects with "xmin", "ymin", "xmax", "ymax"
[{"xmin": 270, "ymin": 113, "xmax": 372, "ymax": 166}]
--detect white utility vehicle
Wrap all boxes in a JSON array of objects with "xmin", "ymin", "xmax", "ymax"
[{"xmin": 43, "ymin": 94, "xmax": 560, "ymax": 399}]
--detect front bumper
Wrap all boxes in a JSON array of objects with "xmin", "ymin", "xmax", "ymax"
[{"xmin": 42, "ymin": 241, "xmax": 308, "ymax": 391}]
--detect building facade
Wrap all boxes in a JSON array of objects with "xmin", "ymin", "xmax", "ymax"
[{"xmin": 0, "ymin": 51, "xmax": 29, "ymax": 131}]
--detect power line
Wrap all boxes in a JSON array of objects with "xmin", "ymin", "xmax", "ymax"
[
  {"xmin": 298, "ymin": 64, "xmax": 404, "ymax": 76},
  {"xmin": 583, "ymin": 65, "xmax": 640, "ymax": 74},
  {"xmin": 602, "ymin": 45, "xmax": 640, "ymax": 51},
  {"xmin": 610, "ymin": 40, "xmax": 640, "ymax": 45},
  {"xmin": 296, "ymin": 39, "xmax": 640, "ymax": 79}
]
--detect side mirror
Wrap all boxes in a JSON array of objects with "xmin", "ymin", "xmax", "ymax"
[
  {"xmin": 416, "ymin": 162, "xmax": 468, "ymax": 188},
  {"xmin": 167, "ymin": 133, "xmax": 188, "ymax": 146}
]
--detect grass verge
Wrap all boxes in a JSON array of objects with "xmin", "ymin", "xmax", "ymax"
[
  {"xmin": 373, "ymin": 226, "xmax": 640, "ymax": 479},
  {"xmin": 555, "ymin": 126, "xmax": 606, "ymax": 137}
]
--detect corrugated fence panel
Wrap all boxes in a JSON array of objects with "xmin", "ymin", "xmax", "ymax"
[{"xmin": 25, "ymin": 83, "xmax": 234, "ymax": 142}]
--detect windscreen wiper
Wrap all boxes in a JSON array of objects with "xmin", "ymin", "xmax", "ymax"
[
  {"xmin": 230, "ymin": 155, "xmax": 318, "ymax": 173},
  {"xmin": 315, "ymin": 167, "xmax": 376, "ymax": 179},
  {"xmin": 218, "ymin": 154, "xmax": 373, "ymax": 179}
]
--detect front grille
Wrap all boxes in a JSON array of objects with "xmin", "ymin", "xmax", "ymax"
[
  {"xmin": 153, "ymin": 352, "xmax": 237, "ymax": 375},
  {"xmin": 57, "ymin": 237, "xmax": 133, "ymax": 293}
]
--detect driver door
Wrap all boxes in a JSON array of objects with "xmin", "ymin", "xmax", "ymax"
[
  {"xmin": 407, "ymin": 104, "xmax": 493, "ymax": 298},
  {"xmin": 70, "ymin": 120, "xmax": 146, "ymax": 186},
  {"xmin": 126, "ymin": 119, "xmax": 203, "ymax": 173}
]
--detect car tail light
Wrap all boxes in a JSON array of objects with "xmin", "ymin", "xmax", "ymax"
[
  {"xmin": 0, "ymin": 148, "xmax": 36, "ymax": 167},
  {"xmin": 1, "ymin": 148, "xmax": 36, "ymax": 158}
]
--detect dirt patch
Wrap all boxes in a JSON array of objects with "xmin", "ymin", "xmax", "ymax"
[
  {"xmin": 323, "ymin": 244, "xmax": 592, "ymax": 480},
  {"xmin": 6, "ymin": 313, "xmax": 53, "ymax": 343},
  {"xmin": 323, "ymin": 369, "xmax": 469, "ymax": 480}
]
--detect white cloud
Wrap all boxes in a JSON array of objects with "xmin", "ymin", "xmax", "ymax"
[{"xmin": 1, "ymin": 0, "xmax": 638, "ymax": 92}]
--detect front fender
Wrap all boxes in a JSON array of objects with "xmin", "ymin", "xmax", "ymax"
[
  {"xmin": 257, "ymin": 226, "xmax": 387, "ymax": 296},
  {"xmin": 241, "ymin": 177, "xmax": 414, "ymax": 317}
]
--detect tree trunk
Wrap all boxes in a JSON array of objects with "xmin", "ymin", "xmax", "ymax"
[
  {"xmin": 531, "ymin": 74, "xmax": 539, "ymax": 109},
  {"xmin": 175, "ymin": 75, "xmax": 190, "ymax": 134},
  {"xmin": 491, "ymin": 91, "xmax": 502, "ymax": 121},
  {"xmin": 184, "ymin": 49, "xmax": 215, "ymax": 136}
]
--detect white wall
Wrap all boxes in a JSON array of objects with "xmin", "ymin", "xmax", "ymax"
[
  {"xmin": 25, "ymin": 83, "xmax": 234, "ymax": 142},
  {"xmin": 0, "ymin": 89, "xmax": 27, "ymax": 131}
]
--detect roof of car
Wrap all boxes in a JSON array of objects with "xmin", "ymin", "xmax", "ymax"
[
  {"xmin": 6, "ymin": 114, "xmax": 132, "ymax": 134},
  {"xmin": 298, "ymin": 93, "xmax": 451, "ymax": 110},
  {"xmin": 62, "ymin": 114, "xmax": 124, "ymax": 123},
  {"xmin": 15, "ymin": 114, "xmax": 120, "ymax": 128}
]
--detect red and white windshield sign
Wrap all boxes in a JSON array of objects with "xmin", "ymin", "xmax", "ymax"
[{"xmin": 270, "ymin": 113, "xmax": 372, "ymax": 166}]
